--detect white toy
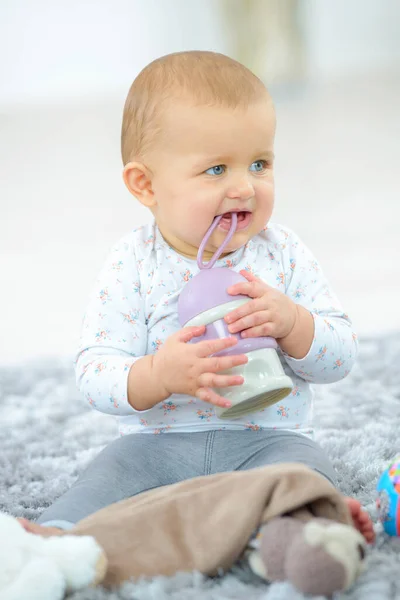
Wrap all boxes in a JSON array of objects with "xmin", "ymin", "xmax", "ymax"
[{"xmin": 0, "ymin": 513, "xmax": 107, "ymax": 600}]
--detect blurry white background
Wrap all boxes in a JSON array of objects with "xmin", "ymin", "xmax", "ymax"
[{"xmin": 1, "ymin": 0, "xmax": 399, "ymax": 364}]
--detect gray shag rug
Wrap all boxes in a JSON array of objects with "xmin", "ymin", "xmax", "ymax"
[{"xmin": 1, "ymin": 334, "xmax": 400, "ymax": 600}]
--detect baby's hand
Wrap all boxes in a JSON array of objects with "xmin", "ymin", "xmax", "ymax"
[
  {"xmin": 152, "ymin": 327, "xmax": 248, "ymax": 409},
  {"xmin": 224, "ymin": 270, "xmax": 297, "ymax": 340}
]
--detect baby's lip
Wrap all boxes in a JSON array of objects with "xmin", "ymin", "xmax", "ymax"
[
  {"xmin": 219, "ymin": 209, "xmax": 252, "ymax": 216},
  {"xmin": 218, "ymin": 211, "xmax": 253, "ymax": 231}
]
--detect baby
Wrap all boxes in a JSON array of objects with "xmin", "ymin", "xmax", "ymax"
[{"xmin": 19, "ymin": 51, "xmax": 373, "ymax": 543}]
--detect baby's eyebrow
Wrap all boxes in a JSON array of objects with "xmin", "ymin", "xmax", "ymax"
[
  {"xmin": 254, "ymin": 150, "xmax": 275, "ymax": 161},
  {"xmin": 191, "ymin": 154, "xmax": 228, "ymax": 168},
  {"xmin": 193, "ymin": 150, "xmax": 275, "ymax": 169}
]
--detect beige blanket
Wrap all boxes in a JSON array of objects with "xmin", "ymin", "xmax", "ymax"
[{"xmin": 70, "ymin": 463, "xmax": 352, "ymax": 588}]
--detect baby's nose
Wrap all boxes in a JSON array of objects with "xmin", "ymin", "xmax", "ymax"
[{"xmin": 226, "ymin": 178, "xmax": 254, "ymax": 201}]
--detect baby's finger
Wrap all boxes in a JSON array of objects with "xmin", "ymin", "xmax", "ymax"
[
  {"xmin": 176, "ymin": 325, "xmax": 206, "ymax": 343},
  {"xmin": 239, "ymin": 270, "xmax": 259, "ymax": 283},
  {"xmin": 204, "ymin": 353, "xmax": 248, "ymax": 373},
  {"xmin": 225, "ymin": 281, "xmax": 253, "ymax": 297},
  {"xmin": 225, "ymin": 299, "xmax": 266, "ymax": 325},
  {"xmin": 226, "ymin": 280, "xmax": 266, "ymax": 299},
  {"xmin": 196, "ymin": 336, "xmax": 238, "ymax": 358},
  {"xmin": 195, "ymin": 387, "xmax": 233, "ymax": 408},
  {"xmin": 197, "ymin": 372, "xmax": 244, "ymax": 389},
  {"xmin": 225, "ymin": 298, "xmax": 259, "ymax": 324},
  {"xmin": 228, "ymin": 310, "xmax": 271, "ymax": 334},
  {"xmin": 241, "ymin": 323, "xmax": 274, "ymax": 338}
]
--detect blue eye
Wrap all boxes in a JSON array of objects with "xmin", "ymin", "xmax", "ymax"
[
  {"xmin": 249, "ymin": 160, "xmax": 267, "ymax": 172},
  {"xmin": 205, "ymin": 165, "xmax": 225, "ymax": 176}
]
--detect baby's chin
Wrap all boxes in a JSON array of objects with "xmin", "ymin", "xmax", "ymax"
[
  {"xmin": 204, "ymin": 238, "xmax": 249, "ymax": 260},
  {"xmin": 178, "ymin": 230, "xmax": 253, "ymax": 261},
  {"xmin": 212, "ymin": 229, "xmax": 253, "ymax": 250}
]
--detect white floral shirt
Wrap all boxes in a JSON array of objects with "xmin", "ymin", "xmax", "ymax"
[{"xmin": 75, "ymin": 220, "xmax": 358, "ymax": 437}]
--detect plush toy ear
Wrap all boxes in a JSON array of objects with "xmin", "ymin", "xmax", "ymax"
[
  {"xmin": 302, "ymin": 520, "xmax": 327, "ymax": 546},
  {"xmin": 300, "ymin": 520, "xmax": 367, "ymax": 592},
  {"xmin": 43, "ymin": 535, "xmax": 108, "ymax": 592}
]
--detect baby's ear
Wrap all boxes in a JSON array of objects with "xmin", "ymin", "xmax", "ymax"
[{"xmin": 123, "ymin": 162, "xmax": 156, "ymax": 207}]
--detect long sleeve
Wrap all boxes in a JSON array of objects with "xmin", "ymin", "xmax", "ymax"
[
  {"xmin": 75, "ymin": 237, "xmax": 148, "ymax": 415},
  {"xmin": 280, "ymin": 229, "xmax": 358, "ymax": 384}
]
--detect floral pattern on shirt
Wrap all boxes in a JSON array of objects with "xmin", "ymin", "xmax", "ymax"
[{"xmin": 75, "ymin": 220, "xmax": 358, "ymax": 436}]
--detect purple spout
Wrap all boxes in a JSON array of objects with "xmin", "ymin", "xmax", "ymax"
[{"xmin": 197, "ymin": 213, "xmax": 237, "ymax": 270}]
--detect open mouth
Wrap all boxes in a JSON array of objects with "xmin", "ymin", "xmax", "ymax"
[{"xmin": 218, "ymin": 211, "xmax": 252, "ymax": 231}]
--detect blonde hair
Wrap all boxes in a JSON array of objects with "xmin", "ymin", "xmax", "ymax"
[{"xmin": 121, "ymin": 50, "xmax": 269, "ymax": 165}]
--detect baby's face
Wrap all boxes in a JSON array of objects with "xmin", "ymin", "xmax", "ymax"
[{"xmin": 147, "ymin": 98, "xmax": 276, "ymax": 259}]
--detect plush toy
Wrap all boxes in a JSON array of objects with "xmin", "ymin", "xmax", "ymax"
[
  {"xmin": 0, "ymin": 513, "xmax": 107, "ymax": 600},
  {"xmin": 0, "ymin": 464, "xmax": 367, "ymax": 598},
  {"xmin": 247, "ymin": 516, "xmax": 366, "ymax": 597},
  {"xmin": 0, "ymin": 511, "xmax": 365, "ymax": 599}
]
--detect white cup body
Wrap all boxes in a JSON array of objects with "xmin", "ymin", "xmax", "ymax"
[
  {"xmin": 214, "ymin": 347, "xmax": 293, "ymax": 419},
  {"xmin": 185, "ymin": 301, "xmax": 293, "ymax": 419}
]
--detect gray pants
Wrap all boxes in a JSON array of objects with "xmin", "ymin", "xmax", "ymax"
[{"xmin": 37, "ymin": 429, "xmax": 336, "ymax": 529}]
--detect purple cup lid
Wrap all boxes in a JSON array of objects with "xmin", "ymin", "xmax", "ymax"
[{"xmin": 178, "ymin": 267, "xmax": 249, "ymax": 326}]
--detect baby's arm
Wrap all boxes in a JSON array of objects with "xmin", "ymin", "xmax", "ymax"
[
  {"xmin": 280, "ymin": 229, "xmax": 358, "ymax": 384},
  {"xmin": 75, "ymin": 237, "xmax": 158, "ymax": 415},
  {"xmin": 75, "ymin": 237, "xmax": 247, "ymax": 413}
]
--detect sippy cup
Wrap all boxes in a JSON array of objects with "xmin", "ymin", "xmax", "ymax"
[{"xmin": 178, "ymin": 213, "xmax": 293, "ymax": 419}]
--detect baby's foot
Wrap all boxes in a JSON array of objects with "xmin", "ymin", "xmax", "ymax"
[
  {"xmin": 345, "ymin": 497, "xmax": 375, "ymax": 544},
  {"xmin": 16, "ymin": 517, "xmax": 64, "ymax": 537}
]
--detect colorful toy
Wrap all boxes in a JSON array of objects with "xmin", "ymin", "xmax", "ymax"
[
  {"xmin": 376, "ymin": 457, "xmax": 400, "ymax": 535},
  {"xmin": 178, "ymin": 212, "xmax": 293, "ymax": 419}
]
